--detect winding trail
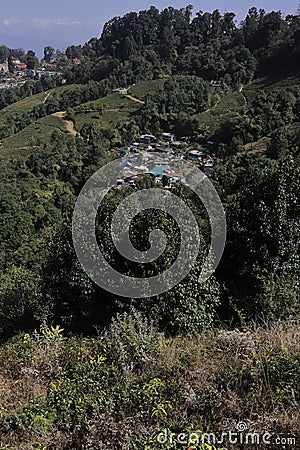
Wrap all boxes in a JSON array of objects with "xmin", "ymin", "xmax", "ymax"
[
  {"xmin": 43, "ymin": 91, "xmax": 52, "ymax": 104},
  {"xmin": 239, "ymin": 84, "xmax": 248, "ymax": 106},
  {"xmin": 125, "ymin": 94, "xmax": 145, "ymax": 104}
]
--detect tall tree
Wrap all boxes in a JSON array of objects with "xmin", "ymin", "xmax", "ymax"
[
  {"xmin": 44, "ymin": 45, "xmax": 55, "ymax": 63},
  {"xmin": 25, "ymin": 50, "xmax": 39, "ymax": 70}
]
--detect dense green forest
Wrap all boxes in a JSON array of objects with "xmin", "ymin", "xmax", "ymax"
[{"xmin": 0, "ymin": 5, "xmax": 299, "ymax": 449}]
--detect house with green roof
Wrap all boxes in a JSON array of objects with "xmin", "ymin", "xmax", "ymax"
[{"xmin": 149, "ymin": 166, "xmax": 166, "ymax": 182}]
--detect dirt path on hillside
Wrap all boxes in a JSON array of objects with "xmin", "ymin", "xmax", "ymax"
[
  {"xmin": 125, "ymin": 94, "xmax": 145, "ymax": 104},
  {"xmin": 239, "ymin": 84, "xmax": 248, "ymax": 106},
  {"xmin": 52, "ymin": 111, "xmax": 65, "ymax": 118},
  {"xmin": 64, "ymin": 120, "xmax": 78, "ymax": 136},
  {"xmin": 52, "ymin": 111, "xmax": 78, "ymax": 137},
  {"xmin": 43, "ymin": 91, "xmax": 52, "ymax": 104},
  {"xmin": 104, "ymin": 107, "xmax": 121, "ymax": 112}
]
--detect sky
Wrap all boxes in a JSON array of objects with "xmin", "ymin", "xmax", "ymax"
[{"xmin": 0, "ymin": 0, "xmax": 299, "ymax": 58}]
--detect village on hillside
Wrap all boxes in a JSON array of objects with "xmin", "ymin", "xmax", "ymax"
[
  {"xmin": 111, "ymin": 132, "xmax": 216, "ymax": 189},
  {"xmin": 0, "ymin": 55, "xmax": 74, "ymax": 90}
]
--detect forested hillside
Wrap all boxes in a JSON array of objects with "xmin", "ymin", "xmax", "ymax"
[
  {"xmin": 65, "ymin": 6, "xmax": 300, "ymax": 84},
  {"xmin": 0, "ymin": 5, "xmax": 299, "ymax": 449}
]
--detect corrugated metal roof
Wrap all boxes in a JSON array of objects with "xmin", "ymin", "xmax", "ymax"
[{"xmin": 150, "ymin": 166, "xmax": 166, "ymax": 177}]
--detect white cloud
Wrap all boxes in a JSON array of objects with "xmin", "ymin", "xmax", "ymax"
[
  {"xmin": 31, "ymin": 18, "xmax": 81, "ymax": 28},
  {"xmin": 53, "ymin": 18, "xmax": 81, "ymax": 26},
  {"xmin": 2, "ymin": 18, "xmax": 82, "ymax": 30},
  {"xmin": 31, "ymin": 18, "xmax": 51, "ymax": 28},
  {"xmin": 3, "ymin": 19, "xmax": 21, "ymax": 28}
]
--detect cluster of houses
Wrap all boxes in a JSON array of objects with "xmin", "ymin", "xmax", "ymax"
[
  {"xmin": 10, "ymin": 58, "xmax": 62, "ymax": 80},
  {"xmin": 11, "ymin": 57, "xmax": 28, "ymax": 76},
  {"xmin": 0, "ymin": 59, "xmax": 28, "ymax": 89},
  {"xmin": 0, "ymin": 57, "xmax": 66, "ymax": 89},
  {"xmin": 0, "ymin": 79, "xmax": 26, "ymax": 90},
  {"xmin": 112, "ymin": 132, "xmax": 216, "ymax": 189}
]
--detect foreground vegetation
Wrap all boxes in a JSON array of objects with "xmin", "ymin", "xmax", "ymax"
[
  {"xmin": 0, "ymin": 312, "xmax": 299, "ymax": 449},
  {"xmin": 0, "ymin": 5, "xmax": 299, "ymax": 447}
]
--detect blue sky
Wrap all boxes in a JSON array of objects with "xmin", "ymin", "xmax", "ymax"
[{"xmin": 0, "ymin": 0, "xmax": 299, "ymax": 57}]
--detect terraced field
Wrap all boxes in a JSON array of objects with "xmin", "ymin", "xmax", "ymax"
[
  {"xmin": 2, "ymin": 84, "xmax": 79, "ymax": 113},
  {"xmin": 1, "ymin": 74, "xmax": 300, "ymax": 162}
]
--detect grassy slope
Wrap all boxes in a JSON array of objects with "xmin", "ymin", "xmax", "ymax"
[
  {"xmin": 2, "ymin": 74, "xmax": 300, "ymax": 160},
  {"xmin": 128, "ymin": 79, "xmax": 166, "ymax": 99},
  {"xmin": 74, "ymin": 93, "xmax": 141, "ymax": 131},
  {"xmin": 195, "ymin": 90, "xmax": 246, "ymax": 136},
  {"xmin": 242, "ymin": 74, "xmax": 300, "ymax": 154},
  {"xmin": 0, "ymin": 85, "xmax": 80, "ymax": 158},
  {"xmin": 0, "ymin": 317, "xmax": 299, "ymax": 449},
  {"xmin": 0, "ymin": 89, "xmax": 144, "ymax": 158},
  {"xmin": 243, "ymin": 74, "xmax": 300, "ymax": 103},
  {"xmin": 2, "ymin": 115, "xmax": 66, "ymax": 149},
  {"xmin": 2, "ymin": 84, "xmax": 79, "ymax": 113}
]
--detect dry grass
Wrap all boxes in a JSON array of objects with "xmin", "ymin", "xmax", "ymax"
[{"xmin": 0, "ymin": 319, "xmax": 299, "ymax": 449}]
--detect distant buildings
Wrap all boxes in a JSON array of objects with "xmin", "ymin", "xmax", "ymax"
[
  {"xmin": 187, "ymin": 150, "xmax": 206, "ymax": 162},
  {"xmin": 139, "ymin": 134, "xmax": 157, "ymax": 145},
  {"xmin": 162, "ymin": 132, "xmax": 176, "ymax": 144},
  {"xmin": 111, "ymin": 127, "xmax": 216, "ymax": 190},
  {"xmin": 9, "ymin": 58, "xmax": 28, "ymax": 76},
  {"xmin": 150, "ymin": 166, "xmax": 166, "ymax": 182},
  {"xmin": 162, "ymin": 172, "xmax": 186, "ymax": 187}
]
